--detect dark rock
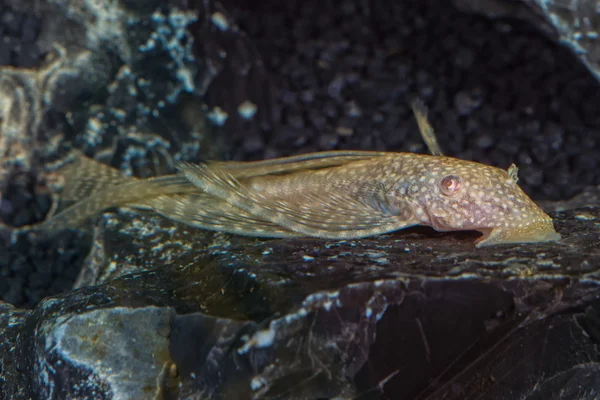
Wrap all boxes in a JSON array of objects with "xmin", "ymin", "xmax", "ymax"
[
  {"xmin": 0, "ymin": 205, "xmax": 599, "ymax": 398},
  {"xmin": 454, "ymin": 0, "xmax": 600, "ymax": 82}
]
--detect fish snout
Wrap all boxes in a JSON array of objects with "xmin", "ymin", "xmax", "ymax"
[{"xmin": 475, "ymin": 215, "xmax": 560, "ymax": 247}]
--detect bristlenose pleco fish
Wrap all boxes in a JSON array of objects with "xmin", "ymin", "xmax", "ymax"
[{"xmin": 33, "ymin": 100, "xmax": 560, "ymax": 247}]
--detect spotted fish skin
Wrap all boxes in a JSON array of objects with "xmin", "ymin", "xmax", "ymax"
[{"xmin": 177, "ymin": 152, "xmax": 560, "ymax": 247}]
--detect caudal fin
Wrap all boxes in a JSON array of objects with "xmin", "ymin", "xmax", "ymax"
[
  {"xmin": 37, "ymin": 154, "xmax": 197, "ymax": 233},
  {"xmin": 58, "ymin": 153, "xmax": 134, "ymax": 204}
]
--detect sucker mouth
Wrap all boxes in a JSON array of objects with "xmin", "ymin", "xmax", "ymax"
[
  {"xmin": 474, "ymin": 228, "xmax": 493, "ymax": 244},
  {"xmin": 421, "ymin": 205, "xmax": 451, "ymax": 232}
]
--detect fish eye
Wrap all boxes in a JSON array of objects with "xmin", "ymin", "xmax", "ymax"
[{"xmin": 439, "ymin": 175, "xmax": 461, "ymax": 196}]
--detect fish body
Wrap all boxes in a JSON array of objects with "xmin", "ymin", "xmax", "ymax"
[
  {"xmin": 176, "ymin": 152, "xmax": 559, "ymax": 247},
  {"xmin": 33, "ymin": 101, "xmax": 560, "ymax": 247},
  {"xmin": 36, "ymin": 150, "xmax": 560, "ymax": 247}
]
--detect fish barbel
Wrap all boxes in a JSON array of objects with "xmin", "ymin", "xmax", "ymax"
[{"xmin": 34, "ymin": 101, "xmax": 560, "ymax": 247}]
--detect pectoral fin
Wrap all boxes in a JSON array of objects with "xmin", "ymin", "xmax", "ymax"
[
  {"xmin": 177, "ymin": 162, "xmax": 418, "ymax": 239},
  {"xmin": 138, "ymin": 193, "xmax": 301, "ymax": 238}
]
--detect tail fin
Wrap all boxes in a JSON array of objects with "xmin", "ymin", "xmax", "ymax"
[
  {"xmin": 37, "ymin": 154, "xmax": 197, "ymax": 233},
  {"xmin": 57, "ymin": 153, "xmax": 134, "ymax": 204}
]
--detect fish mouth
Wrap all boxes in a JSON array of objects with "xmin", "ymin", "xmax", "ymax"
[
  {"xmin": 421, "ymin": 202, "xmax": 561, "ymax": 247},
  {"xmin": 419, "ymin": 205, "xmax": 449, "ymax": 232},
  {"xmin": 475, "ymin": 221, "xmax": 561, "ymax": 247}
]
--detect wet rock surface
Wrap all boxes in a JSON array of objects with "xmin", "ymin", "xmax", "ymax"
[
  {"xmin": 1, "ymin": 205, "xmax": 600, "ymax": 398},
  {"xmin": 0, "ymin": 0, "xmax": 599, "ymax": 398}
]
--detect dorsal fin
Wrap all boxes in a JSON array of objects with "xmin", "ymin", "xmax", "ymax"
[
  {"xmin": 208, "ymin": 150, "xmax": 387, "ymax": 178},
  {"xmin": 411, "ymin": 99, "xmax": 444, "ymax": 156}
]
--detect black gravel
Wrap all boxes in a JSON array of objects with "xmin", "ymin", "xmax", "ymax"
[
  {"xmin": 0, "ymin": 3, "xmax": 42, "ymax": 68},
  {"xmin": 1, "ymin": 0, "xmax": 600, "ymax": 308},
  {"xmin": 0, "ymin": 170, "xmax": 51, "ymax": 228},
  {"xmin": 0, "ymin": 230, "xmax": 88, "ymax": 308}
]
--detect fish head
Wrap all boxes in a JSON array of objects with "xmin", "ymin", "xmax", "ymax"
[{"xmin": 402, "ymin": 156, "xmax": 560, "ymax": 247}]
